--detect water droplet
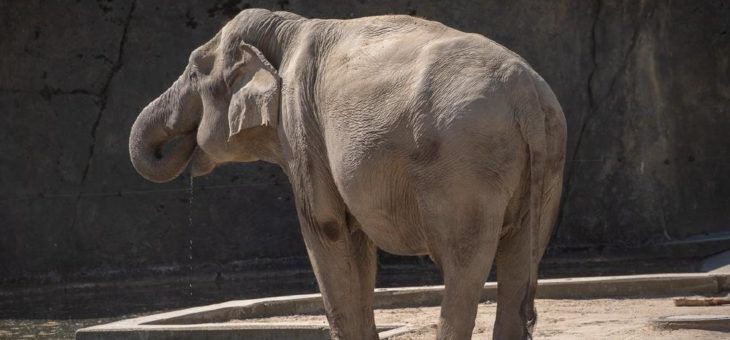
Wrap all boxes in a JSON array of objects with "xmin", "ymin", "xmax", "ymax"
[{"xmin": 188, "ymin": 175, "xmax": 194, "ymax": 298}]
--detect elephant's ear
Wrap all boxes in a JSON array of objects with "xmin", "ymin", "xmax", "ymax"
[{"xmin": 226, "ymin": 43, "xmax": 280, "ymax": 139}]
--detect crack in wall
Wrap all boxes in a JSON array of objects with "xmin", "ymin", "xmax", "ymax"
[
  {"xmin": 558, "ymin": 0, "xmax": 650, "ymax": 230},
  {"xmin": 585, "ymin": 0, "xmax": 601, "ymax": 108},
  {"xmin": 556, "ymin": 0, "xmax": 603, "ymax": 232},
  {"xmin": 68, "ymin": 0, "xmax": 137, "ymax": 231}
]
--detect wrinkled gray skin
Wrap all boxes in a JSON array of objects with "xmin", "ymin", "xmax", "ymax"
[{"xmin": 130, "ymin": 9, "xmax": 566, "ymax": 340}]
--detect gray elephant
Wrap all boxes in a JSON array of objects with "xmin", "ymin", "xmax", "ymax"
[{"xmin": 129, "ymin": 8, "xmax": 566, "ymax": 340}]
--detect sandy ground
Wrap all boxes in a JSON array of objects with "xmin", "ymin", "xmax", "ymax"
[{"xmin": 241, "ymin": 297, "xmax": 730, "ymax": 339}]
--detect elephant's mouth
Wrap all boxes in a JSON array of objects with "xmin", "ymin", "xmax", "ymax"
[
  {"xmin": 189, "ymin": 145, "xmax": 218, "ymax": 177},
  {"xmin": 148, "ymin": 130, "xmax": 216, "ymax": 179}
]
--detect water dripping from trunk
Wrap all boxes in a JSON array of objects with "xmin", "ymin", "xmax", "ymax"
[{"xmin": 188, "ymin": 175, "xmax": 194, "ymax": 297}]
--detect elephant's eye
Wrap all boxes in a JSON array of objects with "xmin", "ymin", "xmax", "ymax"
[
  {"xmin": 190, "ymin": 51, "xmax": 216, "ymax": 76},
  {"xmin": 188, "ymin": 67, "xmax": 198, "ymax": 81}
]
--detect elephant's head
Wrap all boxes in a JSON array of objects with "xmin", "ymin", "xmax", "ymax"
[{"xmin": 129, "ymin": 9, "xmax": 287, "ymax": 183}]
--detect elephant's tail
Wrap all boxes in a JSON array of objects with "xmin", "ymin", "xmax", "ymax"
[{"xmin": 510, "ymin": 62, "xmax": 549, "ymax": 338}]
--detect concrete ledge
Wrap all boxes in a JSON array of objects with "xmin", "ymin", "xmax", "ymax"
[
  {"xmin": 77, "ymin": 323, "xmax": 407, "ymax": 340},
  {"xmin": 534, "ymin": 273, "xmax": 726, "ymax": 299},
  {"xmin": 375, "ymin": 272, "xmax": 730, "ymax": 308},
  {"xmin": 76, "ymin": 272, "xmax": 730, "ymax": 339}
]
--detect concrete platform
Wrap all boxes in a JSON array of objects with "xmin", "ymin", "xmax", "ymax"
[{"xmin": 76, "ymin": 272, "xmax": 730, "ymax": 339}]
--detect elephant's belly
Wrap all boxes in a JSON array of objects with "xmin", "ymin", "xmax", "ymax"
[
  {"xmin": 358, "ymin": 212, "xmax": 429, "ymax": 256},
  {"xmin": 332, "ymin": 140, "xmax": 431, "ymax": 256},
  {"xmin": 343, "ymin": 181, "xmax": 429, "ymax": 256}
]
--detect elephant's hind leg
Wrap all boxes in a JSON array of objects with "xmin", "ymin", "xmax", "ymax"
[
  {"xmin": 421, "ymin": 189, "xmax": 509, "ymax": 340},
  {"xmin": 493, "ymin": 218, "xmax": 537, "ymax": 340},
  {"xmin": 493, "ymin": 127, "xmax": 564, "ymax": 340}
]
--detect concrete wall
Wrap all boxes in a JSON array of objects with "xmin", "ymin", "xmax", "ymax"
[{"xmin": 1, "ymin": 0, "xmax": 728, "ymax": 281}]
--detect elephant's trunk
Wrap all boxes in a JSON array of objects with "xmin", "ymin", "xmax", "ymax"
[{"xmin": 129, "ymin": 77, "xmax": 200, "ymax": 183}]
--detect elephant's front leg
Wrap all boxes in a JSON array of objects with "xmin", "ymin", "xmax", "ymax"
[
  {"xmin": 297, "ymin": 208, "xmax": 378, "ymax": 340},
  {"xmin": 282, "ymin": 119, "xmax": 378, "ymax": 339}
]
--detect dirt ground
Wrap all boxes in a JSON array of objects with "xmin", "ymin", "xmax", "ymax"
[{"xmin": 242, "ymin": 297, "xmax": 730, "ymax": 339}]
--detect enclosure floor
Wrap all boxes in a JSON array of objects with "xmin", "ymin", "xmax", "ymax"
[{"xmin": 239, "ymin": 297, "xmax": 730, "ymax": 339}]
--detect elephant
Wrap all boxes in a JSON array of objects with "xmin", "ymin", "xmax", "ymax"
[{"xmin": 129, "ymin": 8, "xmax": 566, "ymax": 340}]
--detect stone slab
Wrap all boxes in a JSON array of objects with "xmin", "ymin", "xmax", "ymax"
[
  {"xmin": 76, "ymin": 272, "xmax": 730, "ymax": 339},
  {"xmin": 534, "ymin": 273, "xmax": 726, "ymax": 299},
  {"xmin": 77, "ymin": 324, "xmax": 407, "ymax": 340}
]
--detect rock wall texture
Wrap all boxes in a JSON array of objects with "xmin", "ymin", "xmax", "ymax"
[{"xmin": 1, "ymin": 0, "xmax": 728, "ymax": 280}]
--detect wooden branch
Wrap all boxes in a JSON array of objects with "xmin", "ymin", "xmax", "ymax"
[{"xmin": 674, "ymin": 296, "xmax": 730, "ymax": 307}]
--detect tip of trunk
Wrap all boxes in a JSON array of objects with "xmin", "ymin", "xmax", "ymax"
[{"xmin": 129, "ymin": 124, "xmax": 197, "ymax": 183}]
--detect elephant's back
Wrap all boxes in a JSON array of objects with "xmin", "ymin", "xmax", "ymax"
[
  {"xmin": 320, "ymin": 17, "xmax": 531, "ymax": 178},
  {"xmin": 319, "ymin": 16, "xmax": 523, "ymax": 121},
  {"xmin": 322, "ymin": 18, "xmax": 534, "ymax": 165}
]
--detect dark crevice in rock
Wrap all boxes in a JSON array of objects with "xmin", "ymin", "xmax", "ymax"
[
  {"xmin": 567, "ymin": 0, "xmax": 602, "ymax": 171},
  {"xmin": 70, "ymin": 0, "xmax": 137, "ymax": 230},
  {"xmin": 79, "ymin": 0, "xmax": 136, "ymax": 185},
  {"xmin": 586, "ymin": 0, "xmax": 600, "ymax": 108},
  {"xmin": 599, "ymin": 24, "xmax": 641, "ymax": 106},
  {"xmin": 557, "ymin": 0, "xmax": 603, "ymax": 230},
  {"xmin": 558, "ymin": 1, "xmax": 649, "ymax": 229}
]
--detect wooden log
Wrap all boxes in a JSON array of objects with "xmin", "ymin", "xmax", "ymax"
[{"xmin": 673, "ymin": 296, "xmax": 730, "ymax": 306}]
